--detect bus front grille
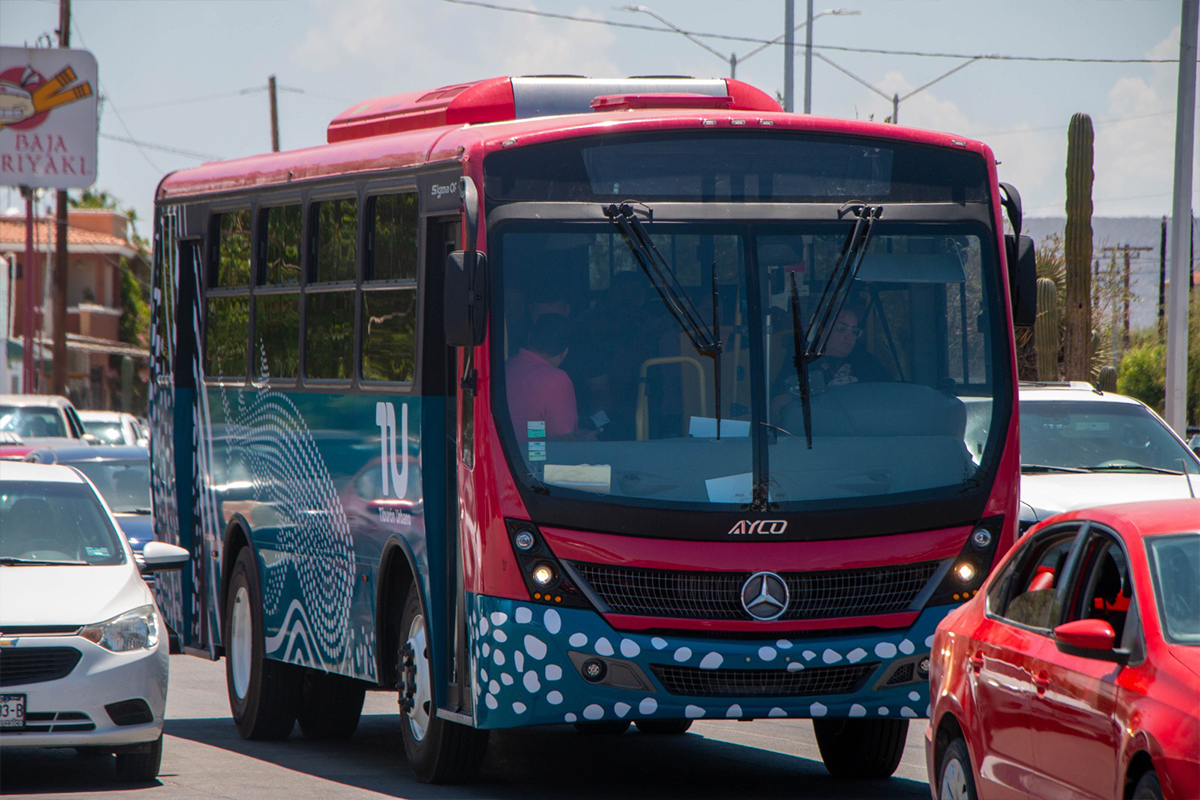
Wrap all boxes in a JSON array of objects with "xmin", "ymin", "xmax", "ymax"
[
  {"xmin": 570, "ymin": 561, "xmax": 942, "ymax": 620},
  {"xmin": 651, "ymin": 663, "xmax": 877, "ymax": 697}
]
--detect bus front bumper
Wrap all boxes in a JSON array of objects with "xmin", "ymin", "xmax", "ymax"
[{"xmin": 467, "ymin": 593, "xmax": 944, "ymax": 730}]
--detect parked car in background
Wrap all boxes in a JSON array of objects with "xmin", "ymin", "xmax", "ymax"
[
  {"xmin": 927, "ymin": 498, "xmax": 1200, "ymax": 800},
  {"xmin": 0, "ymin": 461, "xmax": 189, "ymax": 782},
  {"xmin": 77, "ymin": 411, "xmax": 148, "ymax": 447},
  {"xmin": 24, "ymin": 445, "xmax": 153, "ymax": 555},
  {"xmin": 1018, "ymin": 383, "xmax": 1200, "ymax": 532}
]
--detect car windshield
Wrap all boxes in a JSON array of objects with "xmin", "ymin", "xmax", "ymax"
[
  {"xmin": 1145, "ymin": 533, "xmax": 1200, "ymax": 645},
  {"xmin": 492, "ymin": 218, "xmax": 1006, "ymax": 508},
  {"xmin": 1020, "ymin": 400, "xmax": 1200, "ymax": 473},
  {"xmin": 0, "ymin": 479, "xmax": 126, "ymax": 565},
  {"xmin": 70, "ymin": 459, "xmax": 151, "ymax": 513},
  {"xmin": 0, "ymin": 405, "xmax": 67, "ymax": 438},
  {"xmin": 83, "ymin": 420, "xmax": 129, "ymax": 444}
]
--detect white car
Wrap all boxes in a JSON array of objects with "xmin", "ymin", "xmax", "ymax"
[
  {"xmin": 0, "ymin": 461, "xmax": 189, "ymax": 782},
  {"xmin": 77, "ymin": 410, "xmax": 147, "ymax": 447},
  {"xmin": 1018, "ymin": 382, "xmax": 1200, "ymax": 531}
]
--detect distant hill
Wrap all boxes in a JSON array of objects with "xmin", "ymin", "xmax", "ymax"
[{"xmin": 1025, "ymin": 217, "xmax": 1182, "ymax": 332}]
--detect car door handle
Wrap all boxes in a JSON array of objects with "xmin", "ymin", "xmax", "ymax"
[
  {"xmin": 969, "ymin": 653, "xmax": 984, "ymax": 673},
  {"xmin": 1033, "ymin": 671, "xmax": 1050, "ymax": 695}
]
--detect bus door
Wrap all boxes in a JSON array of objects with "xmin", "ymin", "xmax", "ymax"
[{"xmin": 421, "ymin": 213, "xmax": 474, "ymax": 718}]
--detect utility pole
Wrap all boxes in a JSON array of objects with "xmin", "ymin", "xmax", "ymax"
[
  {"xmin": 1166, "ymin": 0, "xmax": 1198, "ymax": 436},
  {"xmin": 1160, "ymin": 216, "xmax": 1168, "ymax": 338},
  {"xmin": 268, "ymin": 75, "xmax": 280, "ymax": 152},
  {"xmin": 52, "ymin": 0, "xmax": 71, "ymax": 395}
]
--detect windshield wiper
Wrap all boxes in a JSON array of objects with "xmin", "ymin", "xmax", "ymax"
[
  {"xmin": 605, "ymin": 203, "xmax": 725, "ymax": 440},
  {"xmin": 807, "ymin": 203, "xmax": 883, "ymax": 357},
  {"xmin": 1020, "ymin": 464, "xmax": 1089, "ymax": 474},
  {"xmin": 0, "ymin": 557, "xmax": 88, "ymax": 566},
  {"xmin": 789, "ymin": 272, "xmax": 814, "ymax": 449},
  {"xmin": 1085, "ymin": 464, "xmax": 1183, "ymax": 475},
  {"xmin": 786, "ymin": 203, "xmax": 883, "ymax": 451}
]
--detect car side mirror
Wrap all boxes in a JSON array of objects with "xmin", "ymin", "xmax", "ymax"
[
  {"xmin": 139, "ymin": 541, "xmax": 190, "ymax": 573},
  {"xmin": 444, "ymin": 250, "xmax": 488, "ymax": 348},
  {"xmin": 1053, "ymin": 618, "xmax": 1129, "ymax": 664}
]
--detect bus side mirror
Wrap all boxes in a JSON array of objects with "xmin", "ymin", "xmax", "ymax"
[
  {"xmin": 444, "ymin": 250, "xmax": 488, "ymax": 347},
  {"xmin": 1006, "ymin": 233, "xmax": 1037, "ymax": 327}
]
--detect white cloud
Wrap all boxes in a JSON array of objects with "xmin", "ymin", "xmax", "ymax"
[{"xmin": 471, "ymin": 3, "xmax": 619, "ymax": 78}]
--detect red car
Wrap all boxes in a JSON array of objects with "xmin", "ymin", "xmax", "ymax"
[{"xmin": 926, "ymin": 498, "xmax": 1200, "ymax": 800}]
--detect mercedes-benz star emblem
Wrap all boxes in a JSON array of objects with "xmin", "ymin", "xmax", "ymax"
[{"xmin": 740, "ymin": 571, "xmax": 789, "ymax": 621}]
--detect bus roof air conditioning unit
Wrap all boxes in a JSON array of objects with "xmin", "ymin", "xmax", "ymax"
[{"xmin": 326, "ymin": 76, "xmax": 782, "ymax": 143}]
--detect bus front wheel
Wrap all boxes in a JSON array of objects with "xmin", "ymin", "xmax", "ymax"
[
  {"xmin": 224, "ymin": 548, "xmax": 302, "ymax": 740},
  {"xmin": 398, "ymin": 583, "xmax": 489, "ymax": 783},
  {"xmin": 812, "ymin": 717, "xmax": 907, "ymax": 779}
]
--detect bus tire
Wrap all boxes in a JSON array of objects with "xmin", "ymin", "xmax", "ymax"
[
  {"xmin": 635, "ymin": 719, "xmax": 693, "ymax": 735},
  {"xmin": 574, "ymin": 720, "xmax": 631, "ymax": 734},
  {"xmin": 398, "ymin": 583, "xmax": 488, "ymax": 783},
  {"xmin": 225, "ymin": 548, "xmax": 302, "ymax": 741},
  {"xmin": 297, "ymin": 670, "xmax": 366, "ymax": 740},
  {"xmin": 812, "ymin": 717, "xmax": 907, "ymax": 779},
  {"xmin": 1132, "ymin": 771, "xmax": 1163, "ymax": 800}
]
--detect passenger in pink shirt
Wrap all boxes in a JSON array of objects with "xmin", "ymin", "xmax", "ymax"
[{"xmin": 506, "ymin": 314, "xmax": 579, "ymax": 440}]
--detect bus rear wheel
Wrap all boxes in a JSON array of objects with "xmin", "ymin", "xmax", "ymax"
[
  {"xmin": 297, "ymin": 670, "xmax": 366, "ymax": 740},
  {"xmin": 812, "ymin": 717, "xmax": 907, "ymax": 779},
  {"xmin": 225, "ymin": 548, "xmax": 302, "ymax": 740},
  {"xmin": 398, "ymin": 583, "xmax": 488, "ymax": 783}
]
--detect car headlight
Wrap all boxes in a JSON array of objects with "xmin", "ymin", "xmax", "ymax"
[{"xmin": 80, "ymin": 604, "xmax": 160, "ymax": 652}]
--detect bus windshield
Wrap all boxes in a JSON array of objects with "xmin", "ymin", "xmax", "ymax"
[{"xmin": 493, "ymin": 217, "xmax": 1006, "ymax": 509}]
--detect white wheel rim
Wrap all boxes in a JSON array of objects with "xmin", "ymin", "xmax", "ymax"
[
  {"xmin": 940, "ymin": 755, "xmax": 970, "ymax": 800},
  {"xmin": 230, "ymin": 585, "xmax": 252, "ymax": 700},
  {"xmin": 405, "ymin": 613, "xmax": 432, "ymax": 742}
]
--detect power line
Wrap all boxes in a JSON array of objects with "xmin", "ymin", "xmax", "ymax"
[
  {"xmin": 100, "ymin": 133, "xmax": 218, "ymax": 161},
  {"xmin": 440, "ymin": 0, "xmax": 1176, "ymax": 64},
  {"xmin": 978, "ymin": 110, "xmax": 1176, "ymax": 138}
]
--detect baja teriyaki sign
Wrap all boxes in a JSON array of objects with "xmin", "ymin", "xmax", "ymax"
[{"xmin": 0, "ymin": 47, "xmax": 98, "ymax": 189}]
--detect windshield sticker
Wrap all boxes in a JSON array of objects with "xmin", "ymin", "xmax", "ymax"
[
  {"xmin": 543, "ymin": 464, "xmax": 611, "ymax": 494},
  {"xmin": 85, "ymin": 547, "xmax": 110, "ymax": 557},
  {"xmin": 528, "ymin": 441, "xmax": 546, "ymax": 462},
  {"xmin": 527, "ymin": 421, "xmax": 546, "ymax": 439},
  {"xmin": 705, "ymin": 472, "xmax": 753, "ymax": 504}
]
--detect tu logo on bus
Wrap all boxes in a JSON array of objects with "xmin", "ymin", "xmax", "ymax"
[{"xmin": 375, "ymin": 402, "xmax": 409, "ymax": 499}]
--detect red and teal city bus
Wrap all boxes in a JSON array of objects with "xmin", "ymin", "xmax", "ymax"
[{"xmin": 149, "ymin": 76, "xmax": 1036, "ymax": 783}]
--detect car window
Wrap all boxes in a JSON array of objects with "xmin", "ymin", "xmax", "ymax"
[
  {"xmin": 988, "ymin": 526, "xmax": 1080, "ymax": 630},
  {"xmin": 71, "ymin": 460, "xmax": 152, "ymax": 513},
  {"xmin": 0, "ymin": 405, "xmax": 68, "ymax": 438},
  {"xmin": 1063, "ymin": 530, "xmax": 1135, "ymax": 644},
  {"xmin": 0, "ymin": 480, "xmax": 127, "ymax": 565},
  {"xmin": 1021, "ymin": 400, "xmax": 1198, "ymax": 472},
  {"xmin": 1146, "ymin": 533, "xmax": 1200, "ymax": 646}
]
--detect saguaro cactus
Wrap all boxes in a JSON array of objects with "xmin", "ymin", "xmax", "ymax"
[
  {"xmin": 1035, "ymin": 277, "xmax": 1059, "ymax": 381},
  {"xmin": 1097, "ymin": 365, "xmax": 1118, "ymax": 392},
  {"xmin": 1064, "ymin": 113, "xmax": 1094, "ymax": 382}
]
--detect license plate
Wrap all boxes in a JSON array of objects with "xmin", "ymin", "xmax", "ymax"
[{"xmin": 0, "ymin": 694, "xmax": 25, "ymax": 729}]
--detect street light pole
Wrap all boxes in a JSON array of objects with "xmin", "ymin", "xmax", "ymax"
[
  {"xmin": 784, "ymin": 0, "xmax": 795, "ymax": 112},
  {"xmin": 804, "ymin": 0, "xmax": 814, "ymax": 113}
]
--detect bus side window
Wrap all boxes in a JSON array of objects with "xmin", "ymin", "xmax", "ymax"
[
  {"xmin": 206, "ymin": 210, "xmax": 251, "ymax": 379},
  {"xmin": 362, "ymin": 193, "xmax": 418, "ymax": 384}
]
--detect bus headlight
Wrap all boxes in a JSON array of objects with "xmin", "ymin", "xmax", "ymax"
[
  {"xmin": 532, "ymin": 563, "xmax": 556, "ymax": 587},
  {"xmin": 955, "ymin": 561, "xmax": 978, "ymax": 584}
]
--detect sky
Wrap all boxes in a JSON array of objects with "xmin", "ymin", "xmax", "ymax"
[{"xmin": 0, "ymin": 0, "xmax": 1191, "ymax": 237}]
